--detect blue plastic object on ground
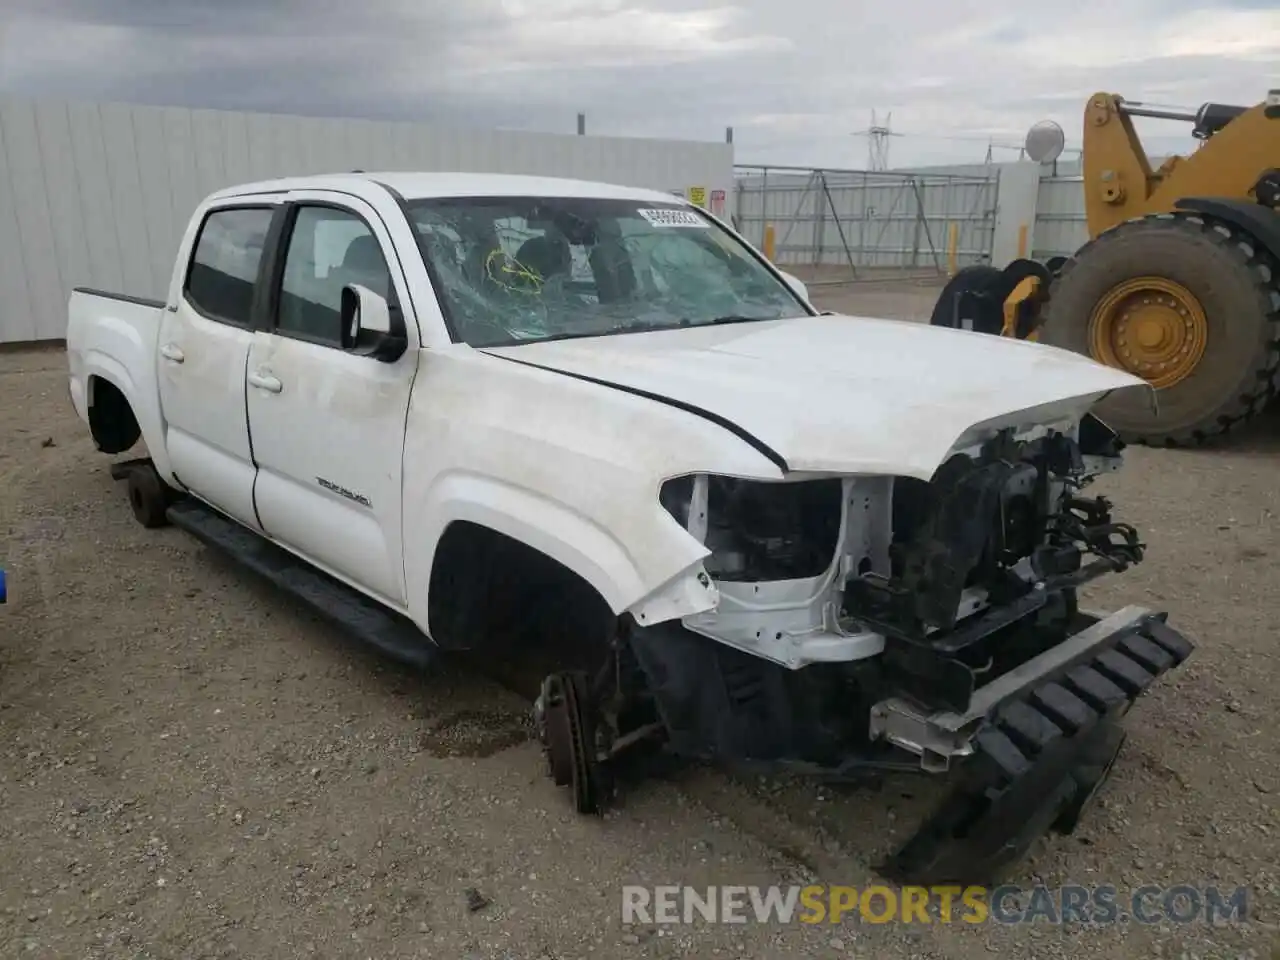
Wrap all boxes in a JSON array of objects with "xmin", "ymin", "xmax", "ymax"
[{"xmin": 0, "ymin": 567, "xmax": 6, "ymax": 603}]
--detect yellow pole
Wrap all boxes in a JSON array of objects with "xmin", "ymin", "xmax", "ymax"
[
  {"xmin": 947, "ymin": 223, "xmax": 958, "ymax": 276},
  {"xmin": 1017, "ymin": 223, "xmax": 1029, "ymax": 259},
  {"xmin": 763, "ymin": 224, "xmax": 776, "ymax": 262}
]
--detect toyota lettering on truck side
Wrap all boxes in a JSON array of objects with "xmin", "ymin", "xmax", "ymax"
[{"xmin": 65, "ymin": 171, "xmax": 1195, "ymax": 884}]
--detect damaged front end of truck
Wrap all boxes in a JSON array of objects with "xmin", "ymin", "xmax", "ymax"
[{"xmin": 533, "ymin": 412, "xmax": 1194, "ymax": 886}]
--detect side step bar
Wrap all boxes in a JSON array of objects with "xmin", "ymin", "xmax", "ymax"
[{"xmin": 167, "ymin": 499, "xmax": 437, "ymax": 670}]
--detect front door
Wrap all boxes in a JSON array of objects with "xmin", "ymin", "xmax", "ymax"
[
  {"xmin": 244, "ymin": 193, "xmax": 418, "ymax": 607},
  {"xmin": 157, "ymin": 201, "xmax": 278, "ymax": 529}
]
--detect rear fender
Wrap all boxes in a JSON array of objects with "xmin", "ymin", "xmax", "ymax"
[{"xmin": 408, "ymin": 472, "xmax": 718, "ymax": 636}]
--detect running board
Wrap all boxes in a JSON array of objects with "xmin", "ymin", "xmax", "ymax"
[{"xmin": 166, "ymin": 499, "xmax": 436, "ymax": 670}]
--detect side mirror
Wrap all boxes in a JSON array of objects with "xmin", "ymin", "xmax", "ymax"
[
  {"xmin": 340, "ymin": 284, "xmax": 408, "ymax": 362},
  {"xmin": 779, "ymin": 270, "xmax": 810, "ymax": 304}
]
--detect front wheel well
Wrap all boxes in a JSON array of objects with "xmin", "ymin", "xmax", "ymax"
[
  {"xmin": 425, "ymin": 520, "xmax": 618, "ymax": 676},
  {"xmin": 87, "ymin": 376, "xmax": 141, "ymax": 454}
]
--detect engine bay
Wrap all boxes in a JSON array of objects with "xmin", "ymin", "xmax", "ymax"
[
  {"xmin": 846, "ymin": 421, "xmax": 1141, "ymax": 641},
  {"xmin": 660, "ymin": 414, "xmax": 1143, "ymax": 673}
]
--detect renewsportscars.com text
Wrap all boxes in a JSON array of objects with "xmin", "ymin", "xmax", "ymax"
[{"xmin": 621, "ymin": 883, "xmax": 1249, "ymax": 926}]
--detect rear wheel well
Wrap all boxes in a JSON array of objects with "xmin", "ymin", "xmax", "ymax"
[
  {"xmin": 88, "ymin": 376, "xmax": 141, "ymax": 454},
  {"xmin": 426, "ymin": 521, "xmax": 617, "ymax": 682}
]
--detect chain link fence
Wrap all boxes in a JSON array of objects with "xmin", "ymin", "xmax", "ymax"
[{"xmin": 732, "ymin": 165, "xmax": 999, "ymax": 284}]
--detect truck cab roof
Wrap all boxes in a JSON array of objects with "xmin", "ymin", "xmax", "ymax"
[{"xmin": 208, "ymin": 171, "xmax": 689, "ymax": 205}]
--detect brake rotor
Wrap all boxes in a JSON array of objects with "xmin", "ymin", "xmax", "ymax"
[
  {"xmin": 538, "ymin": 674, "xmax": 575, "ymax": 787},
  {"xmin": 538, "ymin": 671, "xmax": 608, "ymax": 813},
  {"xmin": 561, "ymin": 671, "xmax": 607, "ymax": 814}
]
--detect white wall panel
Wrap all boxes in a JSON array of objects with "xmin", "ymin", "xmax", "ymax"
[
  {"xmin": 0, "ymin": 109, "xmax": 34, "ymax": 341},
  {"xmin": 34, "ymin": 102, "xmax": 93, "ymax": 321},
  {"xmin": 100, "ymin": 102, "xmax": 155, "ymax": 300},
  {"xmin": 65, "ymin": 101, "xmax": 125, "ymax": 297},
  {"xmin": 1033, "ymin": 175, "xmax": 1089, "ymax": 260},
  {"xmin": 1, "ymin": 98, "xmax": 60, "ymax": 341},
  {"xmin": 0, "ymin": 94, "xmax": 733, "ymax": 342}
]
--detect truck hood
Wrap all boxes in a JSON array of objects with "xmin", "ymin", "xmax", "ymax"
[{"xmin": 482, "ymin": 313, "xmax": 1148, "ymax": 479}]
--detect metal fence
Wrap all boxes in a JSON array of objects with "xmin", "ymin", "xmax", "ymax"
[
  {"xmin": 732, "ymin": 165, "xmax": 998, "ymax": 281},
  {"xmin": 1032, "ymin": 175, "xmax": 1089, "ymax": 261}
]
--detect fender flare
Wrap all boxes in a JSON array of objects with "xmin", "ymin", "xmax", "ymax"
[
  {"xmin": 82, "ymin": 351, "xmax": 176, "ymax": 484},
  {"xmin": 409, "ymin": 472, "xmax": 715, "ymax": 636},
  {"xmin": 1174, "ymin": 197, "xmax": 1280, "ymax": 262}
]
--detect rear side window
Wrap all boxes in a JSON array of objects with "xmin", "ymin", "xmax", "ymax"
[{"xmin": 184, "ymin": 207, "xmax": 274, "ymax": 326}]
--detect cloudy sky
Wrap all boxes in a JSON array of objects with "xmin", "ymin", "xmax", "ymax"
[{"xmin": 2, "ymin": 0, "xmax": 1277, "ymax": 168}]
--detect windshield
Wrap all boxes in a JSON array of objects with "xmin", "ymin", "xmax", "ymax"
[{"xmin": 403, "ymin": 196, "xmax": 811, "ymax": 347}]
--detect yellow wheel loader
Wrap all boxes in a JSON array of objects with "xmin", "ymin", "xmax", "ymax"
[{"xmin": 931, "ymin": 89, "xmax": 1280, "ymax": 446}]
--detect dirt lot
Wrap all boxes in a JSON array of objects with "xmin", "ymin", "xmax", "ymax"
[{"xmin": 2, "ymin": 284, "xmax": 1278, "ymax": 959}]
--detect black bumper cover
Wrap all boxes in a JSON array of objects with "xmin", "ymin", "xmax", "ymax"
[
  {"xmin": 879, "ymin": 609, "xmax": 1194, "ymax": 884},
  {"xmin": 627, "ymin": 606, "xmax": 1194, "ymax": 886}
]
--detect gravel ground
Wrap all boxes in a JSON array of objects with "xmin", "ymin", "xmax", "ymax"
[{"xmin": 1, "ymin": 284, "xmax": 1277, "ymax": 959}]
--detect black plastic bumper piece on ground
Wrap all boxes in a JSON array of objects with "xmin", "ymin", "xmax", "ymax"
[
  {"xmin": 167, "ymin": 499, "xmax": 436, "ymax": 670},
  {"xmin": 877, "ymin": 611, "xmax": 1193, "ymax": 886}
]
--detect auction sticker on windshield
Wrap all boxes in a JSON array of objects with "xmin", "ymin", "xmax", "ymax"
[{"xmin": 637, "ymin": 208, "xmax": 708, "ymax": 228}]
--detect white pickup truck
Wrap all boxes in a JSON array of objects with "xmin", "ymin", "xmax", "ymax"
[{"xmin": 66, "ymin": 171, "xmax": 1193, "ymax": 883}]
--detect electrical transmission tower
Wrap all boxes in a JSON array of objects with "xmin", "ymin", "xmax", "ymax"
[{"xmin": 853, "ymin": 111, "xmax": 902, "ymax": 170}]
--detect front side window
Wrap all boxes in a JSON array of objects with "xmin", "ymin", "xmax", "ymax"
[
  {"xmin": 184, "ymin": 207, "xmax": 274, "ymax": 326},
  {"xmin": 277, "ymin": 205, "xmax": 393, "ymax": 345},
  {"xmin": 404, "ymin": 196, "xmax": 809, "ymax": 347}
]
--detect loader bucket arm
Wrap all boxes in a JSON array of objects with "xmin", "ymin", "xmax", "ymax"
[
  {"xmin": 1082, "ymin": 92, "xmax": 1159, "ymax": 237},
  {"xmin": 1084, "ymin": 91, "xmax": 1280, "ymax": 236}
]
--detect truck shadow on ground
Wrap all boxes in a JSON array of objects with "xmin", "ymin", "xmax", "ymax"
[{"xmin": 177, "ymin": 539, "xmax": 1079, "ymax": 888}]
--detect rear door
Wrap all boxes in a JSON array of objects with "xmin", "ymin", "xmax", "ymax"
[
  {"xmin": 243, "ymin": 192, "xmax": 420, "ymax": 607},
  {"xmin": 157, "ymin": 199, "xmax": 281, "ymax": 529}
]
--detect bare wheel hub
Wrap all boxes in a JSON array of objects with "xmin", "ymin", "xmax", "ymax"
[{"xmin": 1088, "ymin": 276, "xmax": 1208, "ymax": 389}]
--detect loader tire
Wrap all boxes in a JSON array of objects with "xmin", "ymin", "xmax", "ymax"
[
  {"xmin": 1044, "ymin": 255, "xmax": 1069, "ymax": 276},
  {"xmin": 929, "ymin": 265, "xmax": 1006, "ymax": 334},
  {"xmin": 1038, "ymin": 213, "xmax": 1280, "ymax": 447}
]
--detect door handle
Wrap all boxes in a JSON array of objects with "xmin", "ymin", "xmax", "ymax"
[
  {"xmin": 247, "ymin": 370, "xmax": 283, "ymax": 394},
  {"xmin": 160, "ymin": 343, "xmax": 185, "ymax": 363}
]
